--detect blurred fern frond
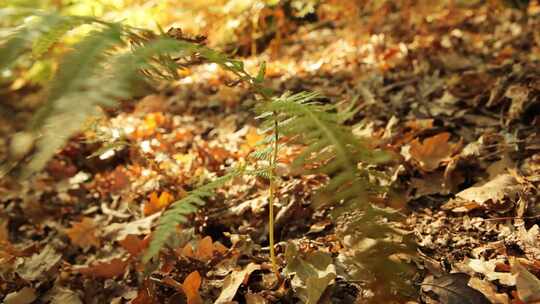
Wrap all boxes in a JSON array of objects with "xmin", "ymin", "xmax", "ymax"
[
  {"xmin": 0, "ymin": 9, "xmax": 269, "ymax": 177},
  {"xmin": 23, "ymin": 25, "xmax": 124, "ymax": 175}
]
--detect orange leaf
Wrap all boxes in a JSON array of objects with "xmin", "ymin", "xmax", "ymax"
[
  {"xmin": 77, "ymin": 258, "xmax": 128, "ymax": 279},
  {"xmin": 119, "ymin": 234, "xmax": 147, "ymax": 256},
  {"xmin": 195, "ymin": 236, "xmax": 214, "ymax": 261},
  {"xmin": 213, "ymin": 241, "xmax": 228, "ymax": 255},
  {"xmin": 181, "ymin": 243, "xmax": 195, "ymax": 258},
  {"xmin": 144, "ymin": 191, "xmax": 174, "ymax": 215},
  {"xmin": 131, "ymin": 279, "xmax": 158, "ymax": 304},
  {"xmin": 182, "ymin": 271, "xmax": 203, "ymax": 304},
  {"xmin": 65, "ymin": 217, "xmax": 100, "ymax": 248},
  {"xmin": 409, "ymin": 132, "xmax": 457, "ymax": 171}
]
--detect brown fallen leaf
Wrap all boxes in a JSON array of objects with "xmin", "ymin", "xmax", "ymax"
[
  {"xmin": 4, "ymin": 287, "xmax": 37, "ymax": 304},
  {"xmin": 468, "ymin": 277, "xmax": 510, "ymax": 304},
  {"xmin": 183, "ymin": 271, "xmax": 203, "ymax": 304},
  {"xmin": 119, "ymin": 234, "xmax": 149, "ymax": 257},
  {"xmin": 442, "ymin": 174, "xmax": 520, "ymax": 213},
  {"xmin": 178, "ymin": 236, "xmax": 228, "ymax": 261},
  {"xmin": 511, "ymin": 258, "xmax": 540, "ymax": 303},
  {"xmin": 131, "ymin": 279, "xmax": 158, "ymax": 304},
  {"xmin": 15, "ymin": 245, "xmax": 62, "ymax": 281},
  {"xmin": 410, "ymin": 132, "xmax": 459, "ymax": 171},
  {"xmin": 195, "ymin": 236, "xmax": 214, "ymax": 261},
  {"xmin": 103, "ymin": 212, "xmax": 160, "ymax": 241},
  {"xmin": 421, "ymin": 273, "xmax": 490, "ymax": 304},
  {"xmin": 65, "ymin": 217, "xmax": 100, "ymax": 249},
  {"xmin": 214, "ymin": 263, "xmax": 261, "ymax": 304},
  {"xmin": 76, "ymin": 257, "xmax": 129, "ymax": 279}
]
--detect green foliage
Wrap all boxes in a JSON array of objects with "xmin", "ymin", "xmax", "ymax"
[
  {"xmin": 255, "ymin": 91, "xmax": 392, "ymax": 216},
  {"xmin": 143, "ymin": 170, "xmax": 241, "ymax": 262},
  {"xmin": 24, "ymin": 25, "xmax": 123, "ymax": 175},
  {"xmin": 0, "ymin": 10, "xmax": 102, "ymax": 71},
  {"xmin": 1, "ymin": 9, "xmax": 269, "ymax": 177},
  {"xmin": 2, "ymin": 9, "xmax": 396, "ymax": 266}
]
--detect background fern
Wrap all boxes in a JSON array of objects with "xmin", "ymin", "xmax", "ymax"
[
  {"xmin": 24, "ymin": 25, "xmax": 124, "ymax": 175},
  {"xmin": 0, "ymin": 9, "xmax": 266, "ymax": 177},
  {"xmin": 0, "ymin": 10, "xmax": 102, "ymax": 70}
]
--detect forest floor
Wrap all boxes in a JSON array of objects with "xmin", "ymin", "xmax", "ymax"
[{"xmin": 1, "ymin": 2, "xmax": 540, "ymax": 304}]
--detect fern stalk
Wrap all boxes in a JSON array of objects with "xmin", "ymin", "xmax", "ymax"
[{"xmin": 268, "ymin": 112, "xmax": 279, "ymax": 278}]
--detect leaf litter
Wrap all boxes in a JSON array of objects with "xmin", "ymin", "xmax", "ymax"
[{"xmin": 1, "ymin": 1, "xmax": 540, "ymax": 303}]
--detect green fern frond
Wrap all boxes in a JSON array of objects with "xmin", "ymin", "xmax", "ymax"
[
  {"xmin": 144, "ymin": 170, "xmax": 241, "ymax": 262},
  {"xmin": 256, "ymin": 92, "xmax": 392, "ymax": 214}
]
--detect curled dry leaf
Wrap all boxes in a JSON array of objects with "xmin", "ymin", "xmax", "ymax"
[
  {"xmin": 15, "ymin": 245, "xmax": 62, "ymax": 281},
  {"xmin": 195, "ymin": 236, "xmax": 214, "ymax": 261},
  {"xmin": 3, "ymin": 287, "xmax": 37, "ymax": 304},
  {"xmin": 119, "ymin": 234, "xmax": 149, "ymax": 257},
  {"xmin": 65, "ymin": 217, "xmax": 100, "ymax": 249},
  {"xmin": 421, "ymin": 273, "xmax": 490, "ymax": 304},
  {"xmin": 442, "ymin": 174, "xmax": 520, "ymax": 213},
  {"xmin": 284, "ymin": 242, "xmax": 337, "ymax": 304},
  {"xmin": 103, "ymin": 212, "xmax": 160, "ymax": 241},
  {"xmin": 468, "ymin": 277, "xmax": 509, "ymax": 304},
  {"xmin": 511, "ymin": 258, "xmax": 540, "ymax": 303},
  {"xmin": 214, "ymin": 263, "xmax": 261, "ymax": 304},
  {"xmin": 410, "ymin": 132, "xmax": 459, "ymax": 171}
]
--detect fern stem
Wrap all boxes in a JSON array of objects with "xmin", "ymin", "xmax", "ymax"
[{"xmin": 268, "ymin": 114, "xmax": 279, "ymax": 278}]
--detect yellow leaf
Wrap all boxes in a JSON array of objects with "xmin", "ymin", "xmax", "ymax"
[{"xmin": 144, "ymin": 191, "xmax": 174, "ymax": 215}]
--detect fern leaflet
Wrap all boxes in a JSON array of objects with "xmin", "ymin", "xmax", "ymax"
[
  {"xmin": 256, "ymin": 92, "xmax": 392, "ymax": 215},
  {"xmin": 143, "ymin": 169, "xmax": 241, "ymax": 262}
]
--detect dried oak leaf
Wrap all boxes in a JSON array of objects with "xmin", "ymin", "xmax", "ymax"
[
  {"xmin": 76, "ymin": 257, "xmax": 129, "ymax": 279},
  {"xmin": 468, "ymin": 277, "xmax": 509, "ymax": 304},
  {"xmin": 183, "ymin": 271, "xmax": 203, "ymax": 304},
  {"xmin": 410, "ymin": 132, "xmax": 459, "ymax": 171},
  {"xmin": 65, "ymin": 217, "xmax": 100, "ymax": 248},
  {"xmin": 284, "ymin": 242, "xmax": 336, "ymax": 304},
  {"xmin": 421, "ymin": 273, "xmax": 490, "ymax": 304},
  {"xmin": 442, "ymin": 174, "xmax": 520, "ymax": 213},
  {"xmin": 103, "ymin": 212, "xmax": 160, "ymax": 241}
]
